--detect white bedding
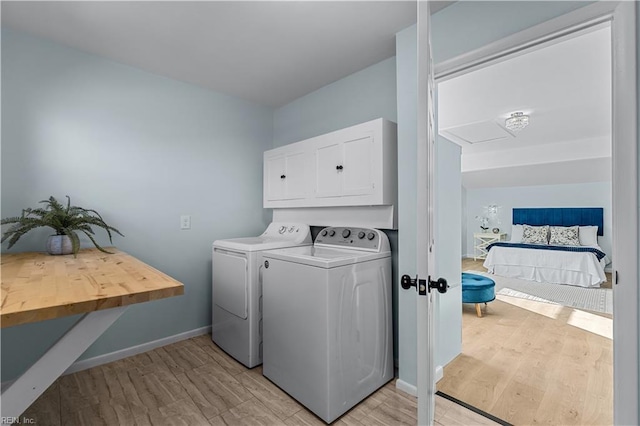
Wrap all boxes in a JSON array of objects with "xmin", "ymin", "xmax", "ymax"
[{"xmin": 483, "ymin": 244, "xmax": 608, "ymax": 288}]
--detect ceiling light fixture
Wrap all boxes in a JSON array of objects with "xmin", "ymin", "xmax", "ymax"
[{"xmin": 505, "ymin": 112, "xmax": 530, "ymax": 132}]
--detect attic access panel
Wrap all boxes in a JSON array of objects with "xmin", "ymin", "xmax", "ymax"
[{"xmin": 439, "ymin": 120, "xmax": 514, "ymax": 146}]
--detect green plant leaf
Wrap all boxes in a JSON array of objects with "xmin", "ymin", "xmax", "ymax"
[
  {"xmin": 1, "ymin": 216, "xmax": 23, "ymax": 225},
  {"xmin": 63, "ymin": 229, "xmax": 81, "ymax": 256},
  {"xmin": 77, "ymin": 229, "xmax": 114, "ymax": 254}
]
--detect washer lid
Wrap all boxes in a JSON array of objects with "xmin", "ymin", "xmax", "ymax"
[
  {"xmin": 213, "ymin": 223, "xmax": 312, "ymax": 252},
  {"xmin": 262, "ymin": 246, "xmax": 390, "ymax": 268},
  {"xmin": 214, "ymin": 236, "xmax": 311, "ymax": 252}
]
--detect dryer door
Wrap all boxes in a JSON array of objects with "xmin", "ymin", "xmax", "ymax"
[{"xmin": 213, "ymin": 248, "xmax": 248, "ymax": 319}]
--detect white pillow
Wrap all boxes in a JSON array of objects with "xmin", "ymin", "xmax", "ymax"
[
  {"xmin": 579, "ymin": 226, "xmax": 599, "ymax": 246},
  {"xmin": 510, "ymin": 224, "xmax": 524, "ymax": 243},
  {"xmin": 522, "ymin": 225, "xmax": 550, "ymax": 244},
  {"xmin": 549, "ymin": 226, "xmax": 580, "ymax": 246}
]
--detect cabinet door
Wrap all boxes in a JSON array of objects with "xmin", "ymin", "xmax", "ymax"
[
  {"xmin": 265, "ymin": 155, "xmax": 286, "ymax": 201},
  {"xmin": 283, "ymin": 151, "xmax": 307, "ymax": 200},
  {"xmin": 315, "ymin": 142, "xmax": 343, "ymax": 198},
  {"xmin": 342, "ymin": 136, "xmax": 374, "ymax": 196}
]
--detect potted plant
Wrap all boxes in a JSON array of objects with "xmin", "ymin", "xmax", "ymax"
[{"xmin": 1, "ymin": 196, "xmax": 123, "ymax": 256}]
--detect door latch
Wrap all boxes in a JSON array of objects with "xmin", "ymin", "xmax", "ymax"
[{"xmin": 401, "ymin": 275, "xmax": 448, "ymax": 295}]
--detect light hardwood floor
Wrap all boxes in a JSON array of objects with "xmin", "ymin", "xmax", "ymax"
[
  {"xmin": 440, "ymin": 259, "xmax": 613, "ymax": 425},
  {"xmin": 22, "ymin": 334, "xmax": 498, "ymax": 425}
]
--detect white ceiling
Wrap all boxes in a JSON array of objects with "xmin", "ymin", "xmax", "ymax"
[
  {"xmin": 1, "ymin": 1, "xmax": 457, "ymax": 107},
  {"xmin": 437, "ymin": 25, "xmax": 612, "ymax": 188}
]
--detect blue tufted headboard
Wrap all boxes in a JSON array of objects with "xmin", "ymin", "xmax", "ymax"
[{"xmin": 512, "ymin": 208, "xmax": 604, "ymax": 236}]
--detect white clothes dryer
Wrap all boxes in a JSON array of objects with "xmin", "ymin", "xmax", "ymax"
[
  {"xmin": 212, "ymin": 222, "xmax": 311, "ymax": 368},
  {"xmin": 261, "ymin": 226, "xmax": 393, "ymax": 423}
]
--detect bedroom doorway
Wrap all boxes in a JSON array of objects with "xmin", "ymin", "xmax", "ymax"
[{"xmin": 430, "ymin": 3, "xmax": 635, "ymax": 423}]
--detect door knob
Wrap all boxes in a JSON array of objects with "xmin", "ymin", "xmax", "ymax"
[
  {"xmin": 401, "ymin": 275, "xmax": 426, "ymax": 294},
  {"xmin": 429, "ymin": 277, "xmax": 448, "ymax": 294},
  {"xmin": 401, "ymin": 275, "xmax": 418, "ymax": 290}
]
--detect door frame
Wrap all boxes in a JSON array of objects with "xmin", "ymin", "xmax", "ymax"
[
  {"xmin": 428, "ymin": 2, "xmax": 637, "ymax": 424},
  {"xmin": 416, "ymin": 0, "xmax": 436, "ymax": 423}
]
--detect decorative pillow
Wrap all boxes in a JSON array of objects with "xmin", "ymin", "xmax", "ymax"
[
  {"xmin": 522, "ymin": 225, "xmax": 549, "ymax": 244},
  {"xmin": 510, "ymin": 224, "xmax": 524, "ymax": 243},
  {"xmin": 549, "ymin": 225, "xmax": 580, "ymax": 246},
  {"xmin": 579, "ymin": 225, "xmax": 599, "ymax": 246}
]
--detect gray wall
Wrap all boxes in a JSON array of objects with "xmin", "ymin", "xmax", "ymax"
[
  {"xmin": 1, "ymin": 29, "xmax": 273, "ymax": 381},
  {"xmin": 463, "ymin": 182, "xmax": 612, "ymax": 260},
  {"xmin": 271, "ymin": 55, "xmax": 400, "ymax": 362},
  {"xmin": 272, "ymin": 57, "xmax": 397, "ymax": 148},
  {"xmin": 461, "ymin": 185, "xmax": 468, "ymax": 259}
]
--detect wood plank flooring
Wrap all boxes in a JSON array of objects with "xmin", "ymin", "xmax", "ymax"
[
  {"xmin": 442, "ymin": 259, "xmax": 613, "ymax": 425},
  {"xmin": 22, "ymin": 334, "xmax": 498, "ymax": 425},
  {"xmin": 19, "ymin": 259, "xmax": 612, "ymax": 425}
]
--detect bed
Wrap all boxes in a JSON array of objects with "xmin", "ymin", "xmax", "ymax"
[{"xmin": 483, "ymin": 207, "xmax": 609, "ymax": 288}]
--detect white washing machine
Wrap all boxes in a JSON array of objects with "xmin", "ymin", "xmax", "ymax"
[
  {"xmin": 212, "ymin": 222, "xmax": 311, "ymax": 368},
  {"xmin": 262, "ymin": 226, "xmax": 393, "ymax": 423}
]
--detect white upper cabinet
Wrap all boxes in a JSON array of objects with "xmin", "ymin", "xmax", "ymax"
[
  {"xmin": 314, "ymin": 141, "xmax": 343, "ymax": 198},
  {"xmin": 315, "ymin": 133, "xmax": 375, "ymax": 198},
  {"xmin": 263, "ymin": 118, "xmax": 397, "ymax": 209},
  {"xmin": 341, "ymin": 135, "xmax": 375, "ymax": 197},
  {"xmin": 264, "ymin": 150, "xmax": 307, "ymax": 201},
  {"xmin": 265, "ymin": 155, "xmax": 286, "ymax": 201}
]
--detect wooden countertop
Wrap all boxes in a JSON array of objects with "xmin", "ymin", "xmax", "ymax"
[{"xmin": 1, "ymin": 248, "xmax": 184, "ymax": 328}]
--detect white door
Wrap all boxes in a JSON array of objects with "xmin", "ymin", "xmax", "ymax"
[
  {"xmin": 212, "ymin": 248, "xmax": 248, "ymax": 319},
  {"xmin": 315, "ymin": 142, "xmax": 343, "ymax": 197},
  {"xmin": 265, "ymin": 151, "xmax": 307, "ymax": 201},
  {"xmin": 265, "ymin": 155, "xmax": 286, "ymax": 201},
  {"xmin": 342, "ymin": 135, "xmax": 375, "ymax": 197},
  {"xmin": 417, "ymin": 1, "xmax": 436, "ymax": 424},
  {"xmin": 284, "ymin": 151, "xmax": 307, "ymax": 200}
]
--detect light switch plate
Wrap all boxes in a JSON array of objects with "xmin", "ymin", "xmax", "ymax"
[{"xmin": 180, "ymin": 215, "xmax": 191, "ymax": 230}]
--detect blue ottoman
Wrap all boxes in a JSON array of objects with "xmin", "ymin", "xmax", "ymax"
[{"xmin": 461, "ymin": 273, "xmax": 496, "ymax": 317}]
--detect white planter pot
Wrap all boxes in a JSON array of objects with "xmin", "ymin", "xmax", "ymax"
[{"xmin": 46, "ymin": 235, "xmax": 73, "ymax": 255}]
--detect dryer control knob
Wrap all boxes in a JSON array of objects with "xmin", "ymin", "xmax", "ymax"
[
  {"xmin": 321, "ymin": 230, "xmax": 328, "ymax": 236},
  {"xmin": 342, "ymin": 229, "xmax": 351, "ymax": 238},
  {"xmin": 329, "ymin": 230, "xmax": 336, "ymax": 237},
  {"xmin": 367, "ymin": 232, "xmax": 376, "ymax": 240},
  {"xmin": 358, "ymin": 231, "xmax": 365, "ymax": 239},
  {"xmin": 279, "ymin": 226, "xmax": 287, "ymax": 234}
]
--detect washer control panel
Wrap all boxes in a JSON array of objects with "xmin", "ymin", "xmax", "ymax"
[
  {"xmin": 261, "ymin": 222, "xmax": 311, "ymax": 242},
  {"xmin": 315, "ymin": 227, "xmax": 387, "ymax": 251}
]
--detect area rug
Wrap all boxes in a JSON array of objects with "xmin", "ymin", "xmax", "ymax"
[{"xmin": 465, "ymin": 271, "xmax": 613, "ymax": 314}]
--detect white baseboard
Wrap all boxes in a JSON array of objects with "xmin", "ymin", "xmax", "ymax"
[
  {"xmin": 1, "ymin": 379, "xmax": 14, "ymax": 392},
  {"xmin": 63, "ymin": 325, "xmax": 211, "ymax": 375},
  {"xmin": 605, "ymin": 266, "xmax": 613, "ymax": 273},
  {"xmin": 435, "ymin": 365, "xmax": 444, "ymax": 382},
  {"xmin": 394, "ymin": 368, "xmax": 443, "ymax": 398},
  {"xmin": 395, "ymin": 378, "xmax": 417, "ymax": 397}
]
